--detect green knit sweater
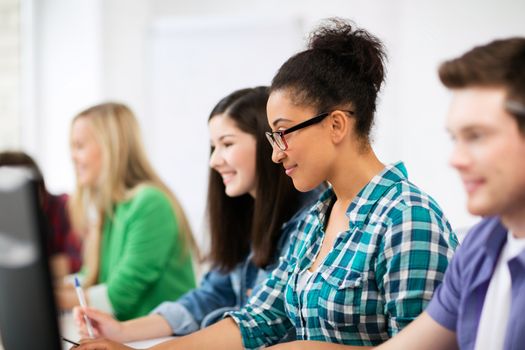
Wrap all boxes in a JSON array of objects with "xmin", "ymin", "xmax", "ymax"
[{"xmin": 98, "ymin": 185, "xmax": 195, "ymax": 320}]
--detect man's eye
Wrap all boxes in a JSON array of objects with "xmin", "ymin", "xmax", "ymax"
[{"xmin": 465, "ymin": 132, "xmax": 483, "ymax": 141}]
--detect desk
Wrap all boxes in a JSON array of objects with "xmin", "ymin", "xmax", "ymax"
[
  {"xmin": 61, "ymin": 312, "xmax": 174, "ymax": 349},
  {"xmin": 0, "ymin": 313, "xmax": 174, "ymax": 350}
]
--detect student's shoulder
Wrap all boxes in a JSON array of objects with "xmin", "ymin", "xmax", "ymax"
[
  {"xmin": 131, "ymin": 183, "xmax": 168, "ymax": 200},
  {"xmin": 460, "ymin": 217, "xmax": 502, "ymax": 250},
  {"xmin": 44, "ymin": 191, "xmax": 69, "ymax": 213},
  {"xmin": 380, "ymin": 180, "xmax": 447, "ymax": 222},
  {"xmin": 124, "ymin": 184, "xmax": 172, "ymax": 212}
]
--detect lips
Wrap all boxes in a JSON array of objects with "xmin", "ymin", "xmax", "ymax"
[
  {"xmin": 284, "ymin": 165, "xmax": 297, "ymax": 176},
  {"xmin": 220, "ymin": 171, "xmax": 236, "ymax": 185},
  {"xmin": 75, "ymin": 165, "xmax": 86, "ymax": 175},
  {"xmin": 462, "ymin": 178, "xmax": 485, "ymax": 194}
]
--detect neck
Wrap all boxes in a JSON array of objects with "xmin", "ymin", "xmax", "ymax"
[
  {"xmin": 501, "ymin": 206, "xmax": 525, "ymax": 238},
  {"xmin": 328, "ymin": 144, "xmax": 384, "ymax": 207}
]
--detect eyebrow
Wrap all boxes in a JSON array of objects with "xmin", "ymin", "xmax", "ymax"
[
  {"xmin": 271, "ymin": 117, "xmax": 293, "ymax": 128},
  {"xmin": 218, "ymin": 134, "xmax": 236, "ymax": 141},
  {"xmin": 447, "ymin": 124, "xmax": 491, "ymax": 135}
]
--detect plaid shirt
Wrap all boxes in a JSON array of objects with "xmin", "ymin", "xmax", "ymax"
[{"xmin": 228, "ymin": 162, "xmax": 458, "ymax": 349}]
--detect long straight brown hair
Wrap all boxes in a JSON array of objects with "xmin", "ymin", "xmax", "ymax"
[
  {"xmin": 69, "ymin": 102, "xmax": 196, "ymax": 286},
  {"xmin": 207, "ymin": 87, "xmax": 302, "ymax": 271}
]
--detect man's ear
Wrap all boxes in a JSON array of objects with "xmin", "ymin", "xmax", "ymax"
[{"xmin": 329, "ymin": 110, "xmax": 353, "ymax": 144}]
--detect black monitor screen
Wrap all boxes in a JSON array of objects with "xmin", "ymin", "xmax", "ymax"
[{"xmin": 0, "ymin": 168, "xmax": 61, "ymax": 350}]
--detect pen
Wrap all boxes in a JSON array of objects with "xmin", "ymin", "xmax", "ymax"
[
  {"xmin": 62, "ymin": 336, "xmax": 80, "ymax": 347},
  {"xmin": 74, "ymin": 276, "xmax": 95, "ymax": 338}
]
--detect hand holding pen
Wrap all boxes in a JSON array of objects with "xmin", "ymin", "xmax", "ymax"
[
  {"xmin": 74, "ymin": 276, "xmax": 95, "ymax": 338},
  {"xmin": 73, "ymin": 305, "xmax": 126, "ymax": 341}
]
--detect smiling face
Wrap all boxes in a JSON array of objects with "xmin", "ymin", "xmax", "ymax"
[
  {"xmin": 446, "ymin": 86, "xmax": 525, "ymax": 219},
  {"xmin": 208, "ymin": 114, "xmax": 258, "ymax": 198},
  {"xmin": 70, "ymin": 116, "xmax": 103, "ymax": 188},
  {"xmin": 266, "ymin": 89, "xmax": 335, "ymax": 192}
]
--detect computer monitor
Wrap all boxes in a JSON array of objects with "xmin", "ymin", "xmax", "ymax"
[{"xmin": 0, "ymin": 167, "xmax": 61, "ymax": 350}]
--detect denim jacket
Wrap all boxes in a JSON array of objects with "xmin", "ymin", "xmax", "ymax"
[{"xmin": 152, "ymin": 190, "xmax": 321, "ymax": 335}]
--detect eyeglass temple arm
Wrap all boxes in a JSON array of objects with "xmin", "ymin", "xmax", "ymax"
[
  {"xmin": 282, "ymin": 113, "xmax": 329, "ymax": 135},
  {"xmin": 506, "ymin": 100, "xmax": 525, "ymax": 117}
]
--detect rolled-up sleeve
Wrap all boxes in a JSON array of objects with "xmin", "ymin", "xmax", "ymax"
[
  {"xmin": 227, "ymin": 255, "xmax": 293, "ymax": 349},
  {"xmin": 425, "ymin": 241, "xmax": 464, "ymax": 331}
]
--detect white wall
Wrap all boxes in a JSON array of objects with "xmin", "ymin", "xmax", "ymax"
[
  {"xmin": 26, "ymin": 0, "xmax": 103, "ymax": 192},
  {"xmin": 146, "ymin": 16, "xmax": 306, "ymax": 241},
  {"xmin": 22, "ymin": 0, "xmax": 525, "ymax": 245},
  {"xmin": 0, "ymin": 0, "xmax": 21, "ymax": 150},
  {"xmin": 101, "ymin": 0, "xmax": 151, "ymax": 120},
  {"xmin": 392, "ymin": 0, "xmax": 525, "ymax": 234}
]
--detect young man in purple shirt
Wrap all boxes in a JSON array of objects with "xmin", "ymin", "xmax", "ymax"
[
  {"xmin": 263, "ymin": 39, "xmax": 525, "ymax": 350},
  {"xmin": 375, "ymin": 37, "xmax": 525, "ymax": 350}
]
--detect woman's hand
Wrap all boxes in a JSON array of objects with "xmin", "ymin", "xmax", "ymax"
[
  {"xmin": 74, "ymin": 306, "xmax": 126, "ymax": 342},
  {"xmin": 55, "ymin": 284, "xmax": 80, "ymax": 310},
  {"xmin": 73, "ymin": 337, "xmax": 134, "ymax": 350}
]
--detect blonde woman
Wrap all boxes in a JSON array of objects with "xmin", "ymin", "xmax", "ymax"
[{"xmin": 56, "ymin": 102, "xmax": 196, "ymax": 321}]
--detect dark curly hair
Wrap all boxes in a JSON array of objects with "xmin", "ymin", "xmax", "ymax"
[{"xmin": 270, "ymin": 18, "xmax": 387, "ymax": 142}]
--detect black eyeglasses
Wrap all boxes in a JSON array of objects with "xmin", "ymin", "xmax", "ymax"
[
  {"xmin": 506, "ymin": 100, "xmax": 525, "ymax": 118},
  {"xmin": 265, "ymin": 110, "xmax": 354, "ymax": 151}
]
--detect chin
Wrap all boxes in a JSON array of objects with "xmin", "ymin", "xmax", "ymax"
[
  {"xmin": 78, "ymin": 179, "xmax": 91, "ymax": 187},
  {"xmin": 466, "ymin": 200, "xmax": 495, "ymax": 217},
  {"xmin": 291, "ymin": 179, "xmax": 318, "ymax": 193},
  {"xmin": 225, "ymin": 187, "xmax": 243, "ymax": 198},
  {"xmin": 225, "ymin": 189, "xmax": 236, "ymax": 197}
]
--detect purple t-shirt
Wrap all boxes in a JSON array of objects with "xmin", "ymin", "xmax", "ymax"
[{"xmin": 426, "ymin": 217, "xmax": 525, "ymax": 350}]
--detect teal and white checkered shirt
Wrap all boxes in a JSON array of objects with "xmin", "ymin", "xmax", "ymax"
[{"xmin": 228, "ymin": 162, "xmax": 458, "ymax": 349}]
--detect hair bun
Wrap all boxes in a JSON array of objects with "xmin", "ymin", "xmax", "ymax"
[{"xmin": 308, "ymin": 18, "xmax": 386, "ymax": 93}]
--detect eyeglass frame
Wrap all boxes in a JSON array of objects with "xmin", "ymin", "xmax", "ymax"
[
  {"xmin": 265, "ymin": 109, "xmax": 354, "ymax": 151},
  {"xmin": 505, "ymin": 99, "xmax": 525, "ymax": 118}
]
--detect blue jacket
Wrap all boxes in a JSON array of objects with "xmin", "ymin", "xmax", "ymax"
[{"xmin": 152, "ymin": 190, "xmax": 320, "ymax": 335}]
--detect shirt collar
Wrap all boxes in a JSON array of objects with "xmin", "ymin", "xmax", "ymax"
[
  {"xmin": 479, "ymin": 218, "xmax": 525, "ymax": 264},
  {"xmin": 469, "ymin": 217, "xmax": 524, "ymax": 292},
  {"xmin": 310, "ymin": 162, "xmax": 409, "ymax": 231},
  {"xmin": 479, "ymin": 217, "xmax": 509, "ymax": 260}
]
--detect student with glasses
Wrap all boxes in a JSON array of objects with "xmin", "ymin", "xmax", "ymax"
[{"xmin": 74, "ymin": 19, "xmax": 458, "ymax": 350}]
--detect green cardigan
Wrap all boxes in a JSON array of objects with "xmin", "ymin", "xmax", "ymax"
[{"xmin": 98, "ymin": 185, "xmax": 195, "ymax": 320}]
